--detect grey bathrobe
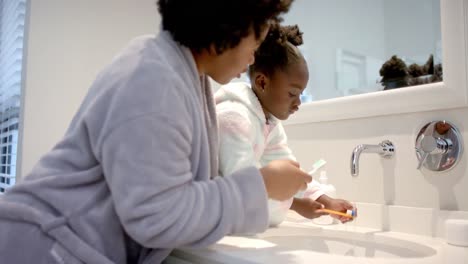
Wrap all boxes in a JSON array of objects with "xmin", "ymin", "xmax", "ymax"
[{"xmin": 0, "ymin": 31, "xmax": 269, "ymax": 263}]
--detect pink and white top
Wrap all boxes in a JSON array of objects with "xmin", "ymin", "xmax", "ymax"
[{"xmin": 215, "ymin": 82, "xmax": 324, "ymax": 227}]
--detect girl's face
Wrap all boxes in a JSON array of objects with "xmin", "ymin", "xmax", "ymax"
[
  {"xmin": 257, "ymin": 60, "xmax": 309, "ymax": 120},
  {"xmin": 205, "ymin": 27, "xmax": 269, "ymax": 85}
]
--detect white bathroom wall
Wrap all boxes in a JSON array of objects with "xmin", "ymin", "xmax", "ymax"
[
  {"xmin": 284, "ymin": 106, "xmax": 468, "ymax": 211},
  {"xmin": 19, "ymin": 0, "xmax": 159, "ymax": 177}
]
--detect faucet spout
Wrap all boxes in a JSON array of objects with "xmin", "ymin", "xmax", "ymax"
[{"xmin": 351, "ymin": 140, "xmax": 395, "ymax": 176}]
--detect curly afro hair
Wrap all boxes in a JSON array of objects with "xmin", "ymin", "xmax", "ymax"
[
  {"xmin": 248, "ymin": 22, "xmax": 304, "ymax": 79},
  {"xmin": 158, "ymin": 0, "xmax": 293, "ymax": 54},
  {"xmin": 408, "ymin": 63, "xmax": 425, "ymax": 78},
  {"xmin": 379, "ymin": 55, "xmax": 408, "ymax": 82}
]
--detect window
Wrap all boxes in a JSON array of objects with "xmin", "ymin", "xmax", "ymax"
[{"xmin": 0, "ymin": 0, "xmax": 27, "ymax": 193}]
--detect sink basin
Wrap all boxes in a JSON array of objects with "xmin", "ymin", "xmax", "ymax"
[
  {"xmin": 171, "ymin": 223, "xmax": 446, "ymax": 264},
  {"xmin": 255, "ymin": 225, "xmax": 437, "ymax": 259},
  {"xmin": 170, "ymin": 209, "xmax": 468, "ymax": 264}
]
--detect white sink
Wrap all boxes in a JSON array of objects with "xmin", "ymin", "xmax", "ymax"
[
  {"xmin": 256, "ymin": 225, "xmax": 436, "ymax": 259},
  {"xmin": 169, "ymin": 206, "xmax": 468, "ymax": 264},
  {"xmin": 171, "ymin": 223, "xmax": 450, "ymax": 264}
]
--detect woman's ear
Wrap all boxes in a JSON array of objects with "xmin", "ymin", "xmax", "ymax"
[{"xmin": 208, "ymin": 43, "xmax": 218, "ymax": 55}]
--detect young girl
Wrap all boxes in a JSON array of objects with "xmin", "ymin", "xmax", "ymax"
[{"xmin": 216, "ymin": 23, "xmax": 354, "ymax": 227}]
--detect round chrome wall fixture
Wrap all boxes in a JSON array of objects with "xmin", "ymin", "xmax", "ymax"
[{"xmin": 415, "ymin": 120, "xmax": 463, "ymax": 172}]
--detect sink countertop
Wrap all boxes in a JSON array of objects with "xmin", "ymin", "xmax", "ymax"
[{"xmin": 170, "ymin": 211, "xmax": 468, "ymax": 264}]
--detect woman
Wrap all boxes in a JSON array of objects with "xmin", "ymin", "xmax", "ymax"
[{"xmin": 0, "ymin": 1, "xmax": 312, "ymax": 263}]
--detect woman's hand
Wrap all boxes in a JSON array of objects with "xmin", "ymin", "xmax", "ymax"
[{"xmin": 260, "ymin": 160, "xmax": 312, "ymax": 201}]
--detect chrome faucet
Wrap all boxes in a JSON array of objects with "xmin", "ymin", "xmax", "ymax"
[{"xmin": 351, "ymin": 140, "xmax": 395, "ymax": 176}]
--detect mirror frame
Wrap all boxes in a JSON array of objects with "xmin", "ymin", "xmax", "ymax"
[{"xmin": 285, "ymin": 0, "xmax": 468, "ymax": 125}]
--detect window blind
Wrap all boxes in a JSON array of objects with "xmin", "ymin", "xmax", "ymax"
[{"xmin": 0, "ymin": 0, "xmax": 26, "ymax": 193}]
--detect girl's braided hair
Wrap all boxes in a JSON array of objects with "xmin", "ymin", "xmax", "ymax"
[{"xmin": 249, "ymin": 22, "xmax": 304, "ymax": 78}]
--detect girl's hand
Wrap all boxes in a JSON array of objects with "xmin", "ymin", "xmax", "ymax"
[
  {"xmin": 317, "ymin": 195, "xmax": 356, "ymax": 223},
  {"xmin": 290, "ymin": 197, "xmax": 328, "ymax": 219}
]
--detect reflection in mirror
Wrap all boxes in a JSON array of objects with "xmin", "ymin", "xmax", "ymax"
[{"xmin": 276, "ymin": 0, "xmax": 442, "ymax": 102}]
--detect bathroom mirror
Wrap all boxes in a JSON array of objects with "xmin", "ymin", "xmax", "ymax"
[
  {"xmin": 282, "ymin": 0, "xmax": 467, "ymax": 124},
  {"xmin": 284, "ymin": 0, "xmax": 442, "ymax": 101}
]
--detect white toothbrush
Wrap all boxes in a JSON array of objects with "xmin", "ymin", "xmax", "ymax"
[
  {"xmin": 297, "ymin": 159, "xmax": 327, "ymax": 197},
  {"xmin": 308, "ymin": 159, "xmax": 327, "ymax": 175}
]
